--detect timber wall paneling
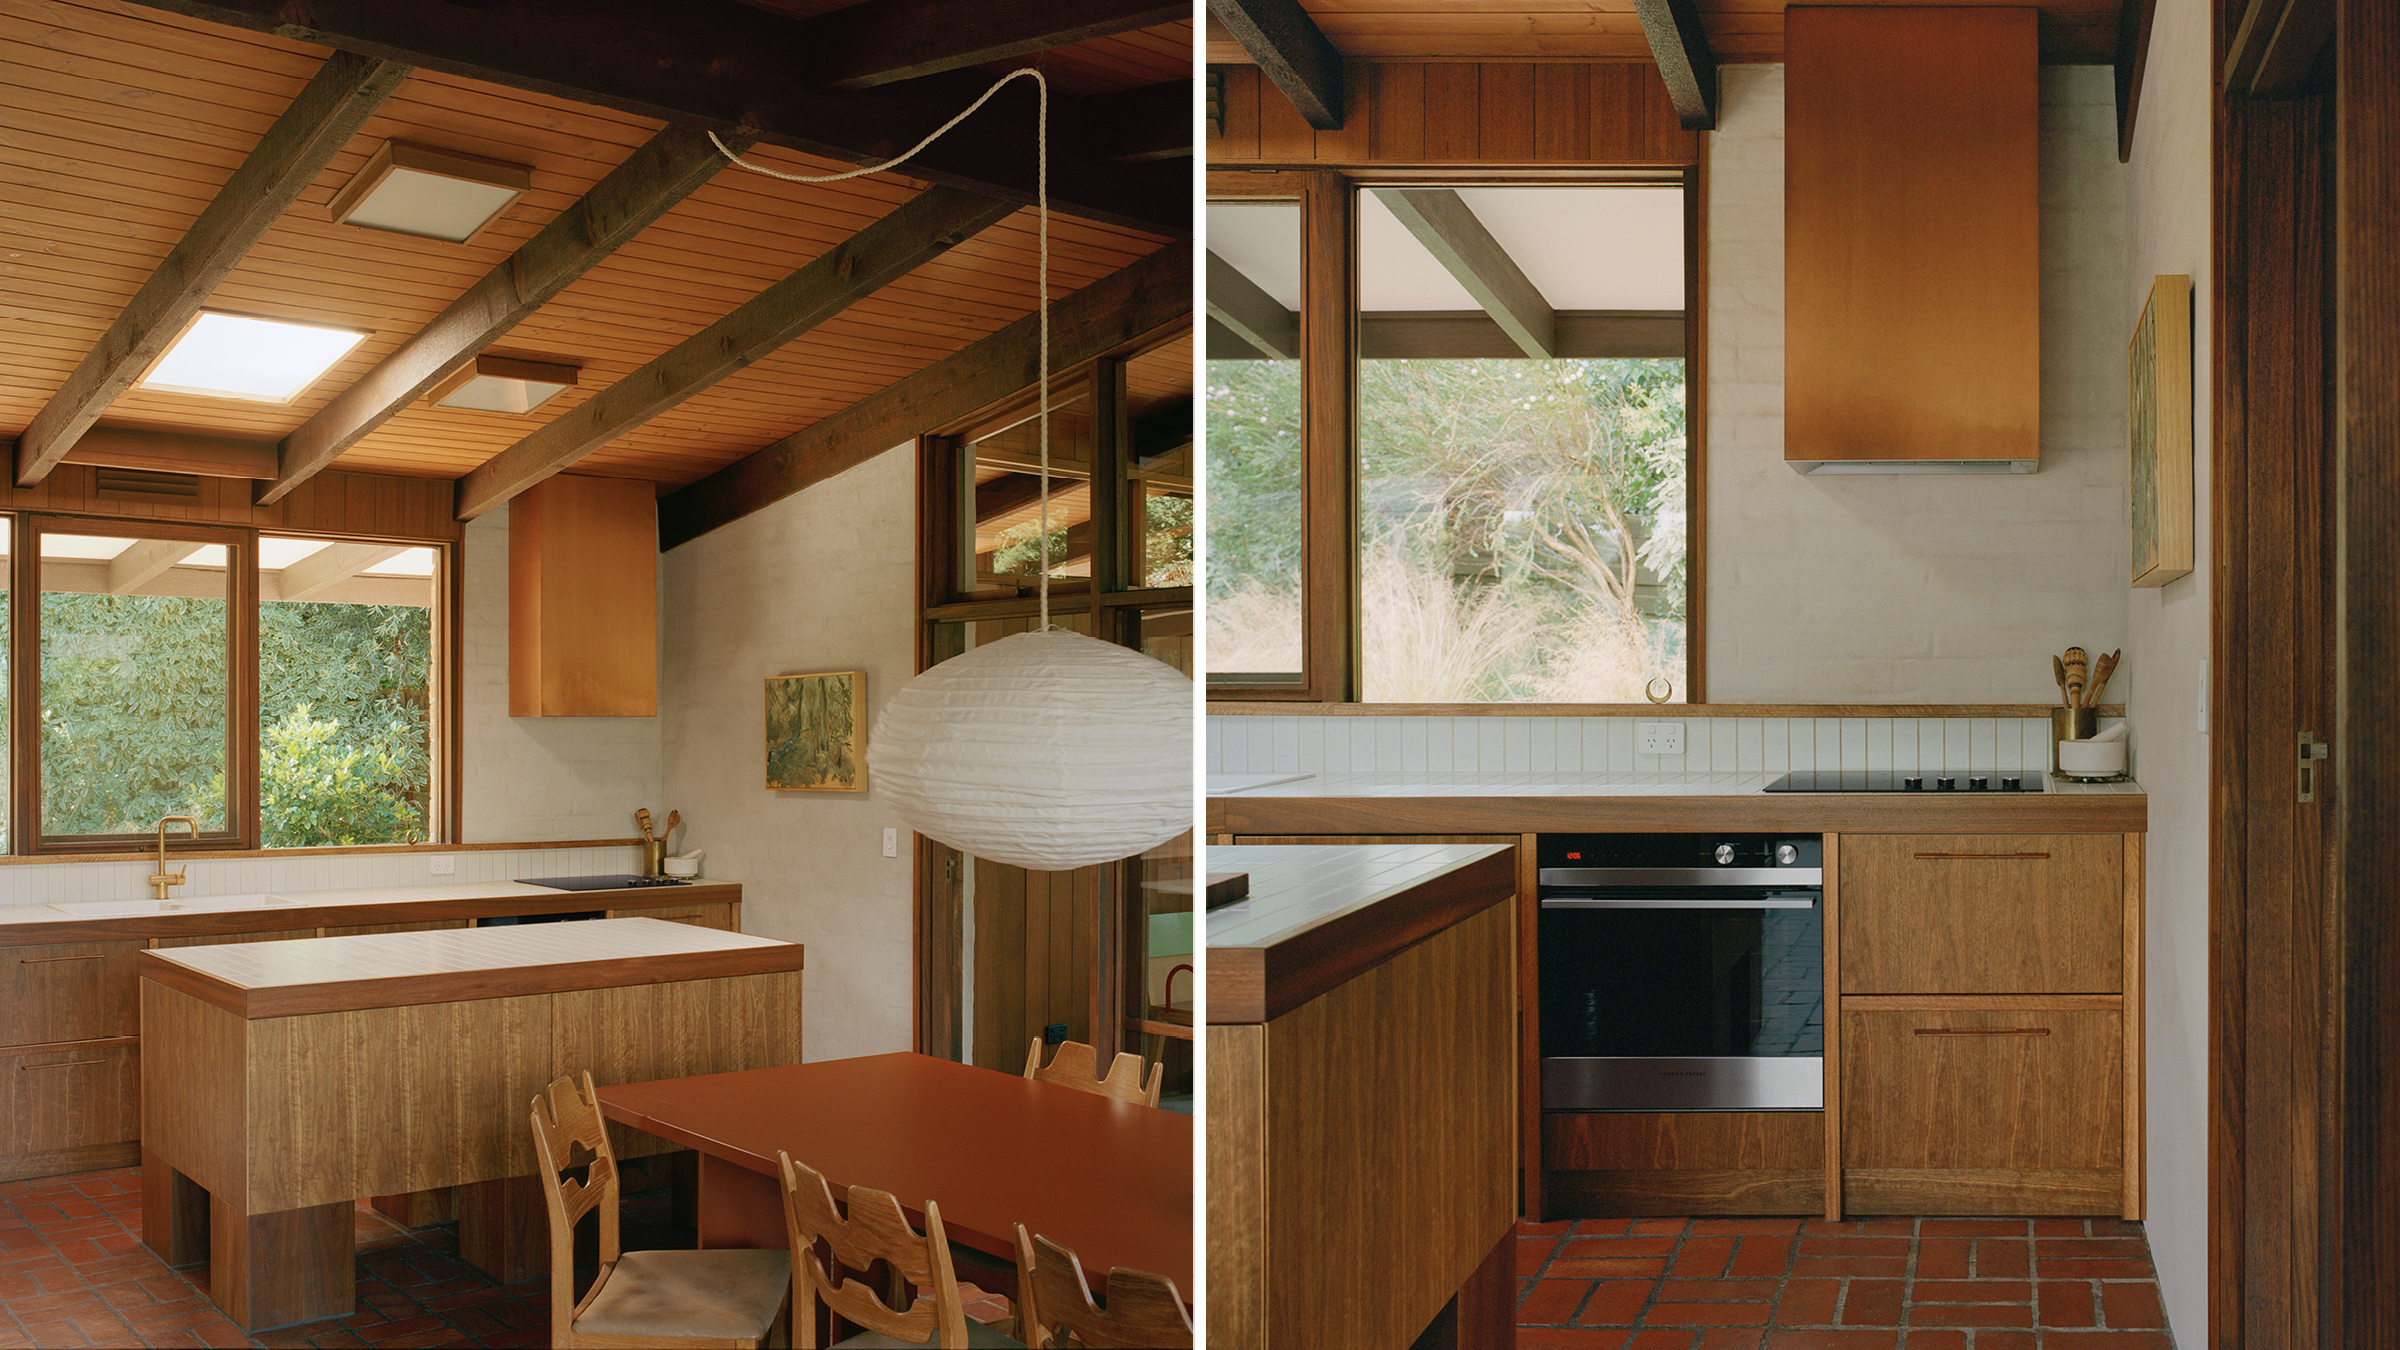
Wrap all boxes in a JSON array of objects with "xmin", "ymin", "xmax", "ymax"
[{"xmin": 1210, "ymin": 61, "xmax": 1701, "ymax": 167}]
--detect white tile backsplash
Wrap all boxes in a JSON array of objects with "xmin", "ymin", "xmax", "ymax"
[
  {"xmin": 1208, "ymin": 714, "xmax": 2094, "ymax": 780},
  {"xmin": 0, "ymin": 844, "xmax": 649, "ymax": 910}
]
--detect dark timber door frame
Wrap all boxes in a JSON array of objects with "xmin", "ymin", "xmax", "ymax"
[{"xmin": 2211, "ymin": 5, "xmax": 2400, "ymax": 1346}]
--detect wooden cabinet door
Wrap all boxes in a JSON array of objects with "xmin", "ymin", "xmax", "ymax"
[
  {"xmin": 0, "ymin": 1040, "xmax": 140, "ymax": 1162},
  {"xmin": 0, "ymin": 942, "xmax": 145, "ymax": 1047},
  {"xmin": 1840, "ymin": 834, "xmax": 2122, "ymax": 993},
  {"xmin": 1841, "ymin": 1006, "xmax": 2122, "ymax": 1214}
]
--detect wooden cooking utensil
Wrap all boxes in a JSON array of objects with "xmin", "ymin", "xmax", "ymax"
[
  {"xmin": 2087, "ymin": 650, "xmax": 2121, "ymax": 706},
  {"xmin": 2063, "ymin": 647, "xmax": 2088, "ymax": 708},
  {"xmin": 2053, "ymin": 655, "xmax": 2071, "ymax": 707},
  {"xmin": 635, "ymin": 808, "xmax": 654, "ymax": 842},
  {"xmin": 664, "ymin": 809, "xmax": 681, "ymax": 843}
]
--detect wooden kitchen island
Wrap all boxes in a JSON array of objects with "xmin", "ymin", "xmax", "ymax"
[
  {"xmin": 1208, "ymin": 843, "xmax": 1518, "ymax": 1350},
  {"xmin": 137, "ymin": 917, "xmax": 803, "ymax": 1330}
]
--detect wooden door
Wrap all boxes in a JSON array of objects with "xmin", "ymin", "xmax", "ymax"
[{"xmin": 971, "ymin": 859, "xmax": 1097, "ymax": 1072}]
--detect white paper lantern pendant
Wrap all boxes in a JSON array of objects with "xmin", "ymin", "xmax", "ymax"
[
  {"xmin": 716, "ymin": 68, "xmax": 1192, "ymax": 871},
  {"xmin": 868, "ymin": 629, "xmax": 1192, "ymax": 871}
]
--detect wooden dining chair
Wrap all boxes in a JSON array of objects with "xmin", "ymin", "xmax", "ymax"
[
  {"xmin": 1020, "ymin": 1039, "xmax": 1163, "ymax": 1107},
  {"xmin": 1010, "ymin": 1224, "xmax": 1192, "ymax": 1349},
  {"xmin": 530, "ymin": 1072, "xmax": 793, "ymax": 1349},
  {"xmin": 776, "ymin": 1150, "xmax": 1024, "ymax": 1348}
]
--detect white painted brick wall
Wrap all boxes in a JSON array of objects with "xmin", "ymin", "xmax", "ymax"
[{"xmin": 658, "ymin": 447, "xmax": 918, "ymax": 1064}]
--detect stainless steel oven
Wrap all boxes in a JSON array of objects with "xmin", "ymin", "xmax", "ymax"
[{"xmin": 1539, "ymin": 833, "xmax": 1824, "ymax": 1112}]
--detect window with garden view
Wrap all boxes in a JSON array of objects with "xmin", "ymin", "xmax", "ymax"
[
  {"xmin": 4, "ymin": 517, "xmax": 440, "ymax": 852},
  {"xmin": 1208, "ymin": 182, "xmax": 1691, "ymax": 702}
]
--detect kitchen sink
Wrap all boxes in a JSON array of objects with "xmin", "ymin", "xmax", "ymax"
[{"xmin": 50, "ymin": 892, "xmax": 298, "ymax": 918}]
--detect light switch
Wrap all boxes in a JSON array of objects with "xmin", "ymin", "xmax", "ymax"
[
  {"xmin": 882, "ymin": 828, "xmax": 898, "ymax": 858},
  {"xmin": 428, "ymin": 854, "xmax": 455, "ymax": 875}
]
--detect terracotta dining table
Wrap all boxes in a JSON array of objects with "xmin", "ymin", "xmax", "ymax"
[{"xmin": 596, "ymin": 1051, "xmax": 1193, "ymax": 1292}]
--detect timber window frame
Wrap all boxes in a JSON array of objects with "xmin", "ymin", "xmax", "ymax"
[
  {"xmin": 5, "ymin": 512, "xmax": 457, "ymax": 857},
  {"xmin": 1205, "ymin": 164, "xmax": 1709, "ymax": 706},
  {"xmin": 911, "ymin": 332, "xmax": 1196, "ymax": 1073}
]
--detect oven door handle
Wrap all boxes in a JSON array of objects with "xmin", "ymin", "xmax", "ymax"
[{"xmin": 1539, "ymin": 894, "xmax": 1820, "ymax": 910}]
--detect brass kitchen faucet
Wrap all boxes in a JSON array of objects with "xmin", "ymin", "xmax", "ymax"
[{"xmin": 150, "ymin": 815, "xmax": 198, "ymax": 901}]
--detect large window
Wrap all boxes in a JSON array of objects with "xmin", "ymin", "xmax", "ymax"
[
  {"xmin": 6, "ymin": 515, "xmax": 445, "ymax": 853},
  {"xmin": 1206, "ymin": 173, "xmax": 1700, "ymax": 703}
]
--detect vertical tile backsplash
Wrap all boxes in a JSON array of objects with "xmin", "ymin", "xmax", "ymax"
[
  {"xmin": 1209, "ymin": 715, "xmax": 2083, "ymax": 778},
  {"xmin": 0, "ymin": 845, "xmax": 646, "ymax": 909}
]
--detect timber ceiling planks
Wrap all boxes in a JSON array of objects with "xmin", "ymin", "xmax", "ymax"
[
  {"xmin": 0, "ymin": 0, "xmax": 1191, "ymax": 524},
  {"xmin": 1204, "ymin": 1, "xmax": 2125, "ymax": 65}
]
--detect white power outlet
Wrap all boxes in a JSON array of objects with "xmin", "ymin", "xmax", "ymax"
[
  {"xmin": 882, "ymin": 827, "xmax": 899, "ymax": 858},
  {"xmin": 428, "ymin": 854, "xmax": 455, "ymax": 875},
  {"xmin": 1637, "ymin": 721, "xmax": 1685, "ymax": 756}
]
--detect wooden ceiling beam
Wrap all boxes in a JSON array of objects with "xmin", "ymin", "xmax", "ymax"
[
  {"xmin": 64, "ymin": 427, "xmax": 280, "ymax": 480},
  {"xmin": 1374, "ymin": 189, "xmax": 1557, "ymax": 359},
  {"xmin": 1208, "ymin": 0, "xmax": 1346, "ymax": 130},
  {"xmin": 107, "ymin": 542, "xmax": 207, "ymax": 596},
  {"xmin": 1635, "ymin": 0, "xmax": 1719, "ymax": 130},
  {"xmin": 11, "ymin": 50, "xmax": 409, "ymax": 487},
  {"xmin": 455, "ymin": 185, "xmax": 1016, "ymax": 520},
  {"xmin": 659, "ymin": 243, "xmax": 1190, "ymax": 551},
  {"xmin": 2114, "ymin": 0, "xmax": 2160, "ymax": 161},
  {"xmin": 279, "ymin": 543, "xmax": 410, "ymax": 601},
  {"xmin": 113, "ymin": 0, "xmax": 1187, "ymax": 237},
  {"xmin": 1079, "ymin": 82, "xmax": 1197, "ymax": 163},
  {"xmin": 806, "ymin": 0, "xmax": 1190, "ymax": 90},
  {"xmin": 975, "ymin": 472, "xmax": 1050, "ymax": 523},
  {"xmin": 2223, "ymin": 0, "xmax": 2332, "ymax": 100},
  {"xmin": 261, "ymin": 124, "xmax": 754, "ymax": 506},
  {"xmin": 1206, "ymin": 251, "xmax": 1300, "ymax": 359}
]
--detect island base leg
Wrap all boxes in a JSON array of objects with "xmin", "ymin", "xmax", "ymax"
[
  {"xmin": 209, "ymin": 1195, "xmax": 350, "ymax": 1331},
  {"xmin": 139, "ymin": 1148, "xmax": 210, "ymax": 1266},
  {"xmin": 457, "ymin": 1175, "xmax": 548, "ymax": 1283}
]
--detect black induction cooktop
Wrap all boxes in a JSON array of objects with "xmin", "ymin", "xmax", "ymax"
[
  {"xmin": 521, "ymin": 874, "xmax": 690, "ymax": 891},
  {"xmin": 1765, "ymin": 770, "xmax": 2047, "ymax": 793}
]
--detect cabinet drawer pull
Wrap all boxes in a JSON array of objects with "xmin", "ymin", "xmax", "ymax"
[
  {"xmin": 17, "ymin": 953, "xmax": 105, "ymax": 964},
  {"xmin": 1914, "ymin": 1027, "xmax": 2051, "ymax": 1036},
  {"xmin": 1911, "ymin": 852, "xmax": 2052, "ymax": 860},
  {"xmin": 18, "ymin": 1059, "xmax": 107, "ymax": 1070}
]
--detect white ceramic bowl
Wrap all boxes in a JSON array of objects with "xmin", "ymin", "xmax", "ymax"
[
  {"xmin": 2056, "ymin": 739, "xmax": 2127, "ymax": 778},
  {"xmin": 663, "ymin": 857, "xmax": 701, "ymax": 877}
]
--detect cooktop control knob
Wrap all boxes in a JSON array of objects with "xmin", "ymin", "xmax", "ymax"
[
  {"xmin": 2002, "ymin": 775, "xmax": 2023, "ymax": 791},
  {"xmin": 1776, "ymin": 843, "xmax": 1799, "ymax": 865},
  {"xmin": 1970, "ymin": 775, "xmax": 1990, "ymax": 791},
  {"xmin": 1904, "ymin": 776, "xmax": 1924, "ymax": 791},
  {"xmin": 1714, "ymin": 844, "xmax": 1736, "ymax": 864},
  {"xmin": 1938, "ymin": 776, "xmax": 1957, "ymax": 791}
]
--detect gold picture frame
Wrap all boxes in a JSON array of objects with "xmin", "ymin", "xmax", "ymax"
[
  {"xmin": 2129, "ymin": 274, "xmax": 2195, "ymax": 588},
  {"xmin": 765, "ymin": 671, "xmax": 865, "ymax": 792}
]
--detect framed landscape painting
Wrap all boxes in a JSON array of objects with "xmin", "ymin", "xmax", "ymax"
[
  {"xmin": 765, "ymin": 671, "xmax": 864, "ymax": 791},
  {"xmin": 2129, "ymin": 273, "xmax": 2194, "ymax": 588}
]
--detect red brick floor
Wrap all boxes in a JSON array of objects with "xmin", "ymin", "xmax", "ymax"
[
  {"xmin": 0, "ymin": 1165, "xmax": 1012, "ymax": 1349},
  {"xmin": 1517, "ymin": 1216, "xmax": 2176, "ymax": 1349}
]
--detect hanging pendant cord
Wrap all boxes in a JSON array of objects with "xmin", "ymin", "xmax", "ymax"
[{"xmin": 708, "ymin": 70, "xmax": 1053, "ymax": 630}]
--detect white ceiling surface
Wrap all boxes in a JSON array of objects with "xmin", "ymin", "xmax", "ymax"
[
  {"xmin": 1209, "ymin": 189, "xmax": 1687, "ymax": 314},
  {"xmin": 1207, "ymin": 201, "xmax": 1304, "ymax": 308}
]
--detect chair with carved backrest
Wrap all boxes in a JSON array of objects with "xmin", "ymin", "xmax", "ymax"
[
  {"xmin": 776, "ymin": 1150, "xmax": 1023, "ymax": 1348},
  {"xmin": 1020, "ymin": 1040, "xmax": 1163, "ymax": 1108},
  {"xmin": 530, "ymin": 1072, "xmax": 793, "ymax": 1349},
  {"xmin": 1010, "ymin": 1224, "xmax": 1191, "ymax": 1350}
]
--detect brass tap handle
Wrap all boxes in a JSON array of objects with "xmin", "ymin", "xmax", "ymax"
[{"xmin": 152, "ymin": 816, "xmax": 198, "ymax": 901}]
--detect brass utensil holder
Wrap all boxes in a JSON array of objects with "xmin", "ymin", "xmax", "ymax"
[
  {"xmin": 643, "ymin": 839, "xmax": 669, "ymax": 877},
  {"xmin": 2052, "ymin": 707, "xmax": 2097, "ymax": 769}
]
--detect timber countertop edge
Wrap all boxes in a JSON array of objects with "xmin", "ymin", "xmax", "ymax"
[
  {"xmin": 1209, "ymin": 773, "xmax": 2148, "ymax": 835},
  {"xmin": 137, "ymin": 915, "xmax": 800, "ymax": 1019},
  {"xmin": 1207, "ymin": 843, "xmax": 1517, "ymax": 1025},
  {"xmin": 0, "ymin": 881, "xmax": 744, "ymax": 945}
]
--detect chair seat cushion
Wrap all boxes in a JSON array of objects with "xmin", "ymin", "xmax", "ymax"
[
  {"xmin": 575, "ymin": 1247, "xmax": 793, "ymax": 1342},
  {"xmin": 833, "ymin": 1317, "xmax": 1026, "ymax": 1348}
]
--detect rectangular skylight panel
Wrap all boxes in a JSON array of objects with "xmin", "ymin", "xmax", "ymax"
[
  {"xmin": 140, "ymin": 312, "xmax": 367, "ymax": 403},
  {"xmin": 257, "ymin": 538, "xmax": 334, "ymax": 570}
]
